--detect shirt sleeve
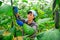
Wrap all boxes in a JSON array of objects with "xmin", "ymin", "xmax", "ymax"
[
  {"xmin": 30, "ymin": 24, "xmax": 37, "ymax": 38},
  {"xmin": 33, "ymin": 25, "xmax": 37, "ymax": 30},
  {"xmin": 32, "ymin": 23, "xmax": 37, "ymax": 31}
]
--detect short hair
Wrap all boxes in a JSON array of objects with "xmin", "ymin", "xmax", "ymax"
[{"xmin": 28, "ymin": 11, "xmax": 32, "ymax": 14}]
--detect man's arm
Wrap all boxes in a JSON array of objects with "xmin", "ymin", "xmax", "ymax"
[
  {"xmin": 15, "ymin": 13, "xmax": 26, "ymax": 23},
  {"xmin": 13, "ymin": 6, "xmax": 25, "ymax": 23}
]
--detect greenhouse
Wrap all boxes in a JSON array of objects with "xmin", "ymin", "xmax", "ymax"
[{"xmin": 0, "ymin": 0, "xmax": 60, "ymax": 40}]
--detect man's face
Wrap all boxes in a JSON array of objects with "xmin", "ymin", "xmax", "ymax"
[{"xmin": 27, "ymin": 13, "xmax": 34, "ymax": 21}]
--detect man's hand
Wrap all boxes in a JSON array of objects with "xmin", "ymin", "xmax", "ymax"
[
  {"xmin": 15, "ymin": 13, "xmax": 20, "ymax": 18},
  {"xmin": 16, "ymin": 19, "xmax": 24, "ymax": 26}
]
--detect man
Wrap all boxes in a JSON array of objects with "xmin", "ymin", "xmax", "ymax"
[{"xmin": 13, "ymin": 6, "xmax": 37, "ymax": 40}]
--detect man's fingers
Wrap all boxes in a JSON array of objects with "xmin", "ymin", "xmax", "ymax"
[{"xmin": 16, "ymin": 14, "xmax": 19, "ymax": 18}]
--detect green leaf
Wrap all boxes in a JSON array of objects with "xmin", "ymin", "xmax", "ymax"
[
  {"xmin": 0, "ymin": 4, "xmax": 13, "ymax": 16},
  {"xmin": 37, "ymin": 29, "xmax": 60, "ymax": 40},
  {"xmin": 22, "ymin": 0, "xmax": 28, "ymax": 3},
  {"xmin": 36, "ymin": 18, "xmax": 51, "ymax": 25},
  {"xmin": 23, "ymin": 24, "xmax": 35, "ymax": 35}
]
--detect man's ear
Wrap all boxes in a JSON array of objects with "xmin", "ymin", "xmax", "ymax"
[{"xmin": 33, "ymin": 15, "xmax": 35, "ymax": 19}]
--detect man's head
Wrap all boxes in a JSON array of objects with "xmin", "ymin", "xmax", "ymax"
[{"xmin": 27, "ymin": 10, "xmax": 37, "ymax": 21}]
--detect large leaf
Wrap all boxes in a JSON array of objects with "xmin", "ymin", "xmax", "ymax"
[
  {"xmin": 23, "ymin": 24, "xmax": 35, "ymax": 35},
  {"xmin": 37, "ymin": 29, "xmax": 60, "ymax": 40},
  {"xmin": 22, "ymin": 0, "xmax": 28, "ymax": 3},
  {"xmin": 36, "ymin": 18, "xmax": 51, "ymax": 25},
  {"xmin": 0, "ymin": 4, "xmax": 13, "ymax": 16}
]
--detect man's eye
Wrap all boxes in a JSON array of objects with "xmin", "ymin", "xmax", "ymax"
[{"xmin": 30, "ymin": 15, "xmax": 31, "ymax": 16}]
